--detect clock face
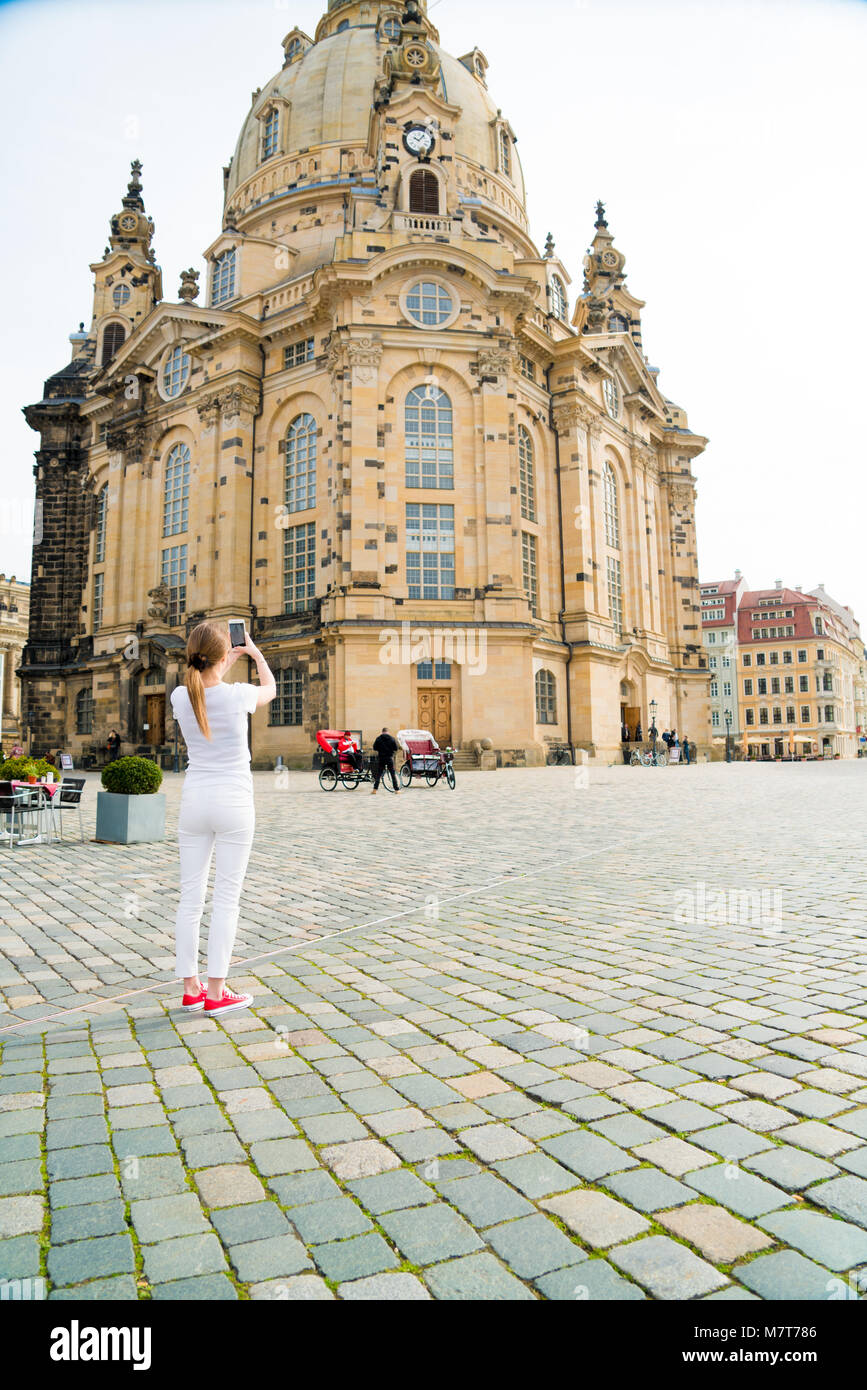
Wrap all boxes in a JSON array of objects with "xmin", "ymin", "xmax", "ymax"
[
  {"xmin": 120, "ymin": 214, "xmax": 137, "ymax": 231},
  {"xmin": 404, "ymin": 124, "xmax": 434, "ymax": 157},
  {"xmin": 602, "ymin": 250, "xmax": 618, "ymax": 268}
]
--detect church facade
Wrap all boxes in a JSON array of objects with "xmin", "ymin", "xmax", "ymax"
[{"xmin": 22, "ymin": 0, "xmax": 710, "ymax": 768}]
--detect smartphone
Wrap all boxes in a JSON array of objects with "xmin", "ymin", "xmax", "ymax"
[{"xmin": 229, "ymin": 621, "xmax": 247, "ymax": 649}]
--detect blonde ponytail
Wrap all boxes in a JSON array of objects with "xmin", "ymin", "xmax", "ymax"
[{"xmin": 185, "ymin": 622, "xmax": 230, "ymax": 739}]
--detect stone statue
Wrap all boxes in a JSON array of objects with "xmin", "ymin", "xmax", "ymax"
[{"xmin": 147, "ymin": 584, "xmax": 170, "ymax": 623}]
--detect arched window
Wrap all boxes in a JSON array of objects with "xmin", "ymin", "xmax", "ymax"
[
  {"xmin": 162, "ymin": 345, "xmax": 190, "ymax": 399},
  {"xmin": 336, "ymin": 18, "xmax": 349, "ymax": 31},
  {"xmin": 603, "ymin": 461, "xmax": 620, "ymax": 549},
  {"xmin": 163, "ymin": 443, "xmax": 190, "ymax": 537},
  {"xmin": 518, "ymin": 426, "xmax": 535, "ymax": 522},
  {"xmin": 499, "ymin": 128, "xmax": 512, "ymax": 178},
  {"xmin": 285, "ymin": 414, "xmax": 317, "ymax": 513},
  {"xmin": 263, "ymin": 108, "xmax": 279, "ymax": 159},
  {"xmin": 101, "ymin": 322, "xmax": 125, "ymax": 366},
  {"xmin": 405, "ymin": 386, "xmax": 453, "ymax": 489},
  {"xmin": 382, "ymin": 17, "xmax": 400, "ymax": 40},
  {"xmin": 609, "ymin": 314, "xmax": 629, "ymax": 333},
  {"xmin": 409, "ymin": 169, "xmax": 440, "ymax": 215},
  {"xmin": 535, "ymin": 669, "xmax": 556, "ymax": 724},
  {"xmin": 285, "ymin": 37, "xmax": 302, "ymax": 62},
  {"xmin": 95, "ymin": 485, "xmax": 108, "ymax": 563},
  {"xmin": 76, "ymin": 688, "xmax": 94, "ymax": 735},
  {"xmin": 550, "ymin": 275, "xmax": 567, "ymax": 322},
  {"xmin": 211, "ymin": 249, "xmax": 236, "ymax": 305}
]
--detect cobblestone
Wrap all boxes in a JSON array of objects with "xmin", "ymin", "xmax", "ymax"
[{"xmin": 2, "ymin": 763, "xmax": 867, "ymax": 1300}]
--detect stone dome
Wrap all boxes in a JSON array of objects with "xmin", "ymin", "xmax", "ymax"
[{"xmin": 225, "ymin": 20, "xmax": 526, "ymax": 212}]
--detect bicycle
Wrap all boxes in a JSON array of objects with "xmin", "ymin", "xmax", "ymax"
[
  {"xmin": 546, "ymin": 745, "xmax": 573, "ymax": 766},
  {"xmin": 629, "ymin": 748, "xmax": 654, "ymax": 767},
  {"xmin": 425, "ymin": 757, "xmax": 456, "ymax": 790}
]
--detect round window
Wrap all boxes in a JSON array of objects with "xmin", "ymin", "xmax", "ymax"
[
  {"xmin": 404, "ymin": 280, "xmax": 455, "ymax": 328},
  {"xmin": 161, "ymin": 345, "xmax": 191, "ymax": 399},
  {"xmin": 603, "ymin": 377, "xmax": 620, "ymax": 419},
  {"xmin": 383, "ymin": 18, "xmax": 400, "ymax": 40},
  {"xmin": 112, "ymin": 283, "xmax": 131, "ymax": 308}
]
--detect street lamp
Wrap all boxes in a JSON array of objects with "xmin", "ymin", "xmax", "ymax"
[
  {"xmin": 725, "ymin": 707, "xmax": 732, "ymax": 763},
  {"xmin": 649, "ymin": 699, "xmax": 658, "ymax": 756}
]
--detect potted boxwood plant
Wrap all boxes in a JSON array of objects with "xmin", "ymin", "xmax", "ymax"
[{"xmin": 96, "ymin": 756, "xmax": 165, "ymax": 844}]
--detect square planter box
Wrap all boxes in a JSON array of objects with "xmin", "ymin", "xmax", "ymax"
[{"xmin": 96, "ymin": 791, "xmax": 166, "ymax": 844}]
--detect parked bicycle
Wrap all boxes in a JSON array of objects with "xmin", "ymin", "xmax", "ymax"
[{"xmin": 546, "ymin": 745, "xmax": 574, "ymax": 766}]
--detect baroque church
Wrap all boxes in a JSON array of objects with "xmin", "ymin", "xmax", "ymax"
[{"xmin": 22, "ymin": 0, "xmax": 710, "ymax": 767}]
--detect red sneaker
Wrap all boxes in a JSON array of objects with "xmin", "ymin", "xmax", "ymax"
[
  {"xmin": 181, "ymin": 984, "xmax": 207, "ymax": 1012},
  {"xmin": 204, "ymin": 988, "xmax": 253, "ymax": 1016}
]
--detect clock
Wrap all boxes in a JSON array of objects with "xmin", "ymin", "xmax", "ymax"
[
  {"xmin": 119, "ymin": 214, "xmax": 137, "ymax": 231},
  {"xmin": 601, "ymin": 250, "xmax": 618, "ymax": 268},
  {"xmin": 403, "ymin": 124, "xmax": 435, "ymax": 157}
]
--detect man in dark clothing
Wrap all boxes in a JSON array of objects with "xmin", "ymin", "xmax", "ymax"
[
  {"xmin": 372, "ymin": 728, "xmax": 401, "ymax": 794},
  {"xmin": 107, "ymin": 730, "xmax": 121, "ymax": 762}
]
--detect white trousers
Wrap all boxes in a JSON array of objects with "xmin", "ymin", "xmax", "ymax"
[{"xmin": 174, "ymin": 777, "xmax": 255, "ymax": 980}]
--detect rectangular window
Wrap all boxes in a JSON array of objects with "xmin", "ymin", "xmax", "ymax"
[
  {"xmin": 270, "ymin": 668, "xmax": 303, "ymax": 725},
  {"xmin": 799, "ymin": 674, "xmax": 809, "ymax": 693},
  {"xmin": 606, "ymin": 554, "xmax": 622, "ymax": 633},
  {"xmin": 742, "ymin": 653, "xmax": 752, "ymax": 667},
  {"xmin": 519, "ymin": 355, "xmax": 535, "ymax": 381},
  {"xmin": 283, "ymin": 338, "xmax": 315, "ymax": 370},
  {"xmin": 711, "ymin": 710, "xmax": 720, "ymax": 727},
  {"xmin": 722, "ymin": 655, "xmax": 730, "ymax": 668},
  {"xmin": 710, "ymin": 681, "xmax": 718, "ymax": 697},
  {"xmin": 822, "ymin": 673, "xmax": 833, "ymax": 692},
  {"xmin": 92, "ymin": 571, "xmax": 104, "ymax": 632},
  {"xmin": 801, "ymin": 705, "xmax": 810, "ymax": 722},
  {"xmin": 771, "ymin": 677, "xmax": 780, "ymax": 694},
  {"xmin": 524, "ymin": 532, "xmax": 540, "ymax": 617},
  {"xmin": 784, "ymin": 676, "xmax": 794, "ymax": 693},
  {"xmin": 786, "ymin": 705, "xmax": 796, "ymax": 724},
  {"xmin": 759, "ymin": 708, "xmax": 769, "ymax": 725},
  {"xmin": 417, "ymin": 661, "xmax": 453, "ymax": 681},
  {"xmin": 817, "ymin": 647, "xmax": 825, "ymax": 660},
  {"xmin": 723, "ymin": 681, "xmax": 732, "ymax": 697},
  {"xmin": 707, "ymin": 632, "xmax": 716, "ymax": 644},
  {"xmin": 405, "ymin": 391, "xmax": 454, "ymax": 490},
  {"xmin": 769, "ymin": 651, "xmax": 779, "ymax": 665},
  {"xmin": 283, "ymin": 522, "xmax": 316, "ymax": 613},
  {"xmin": 709, "ymin": 656, "xmax": 717, "ymax": 670},
  {"xmin": 756, "ymin": 653, "xmax": 766, "ymax": 666},
  {"xmin": 825, "ymin": 704, "xmax": 835, "ymax": 723},
  {"xmin": 746, "ymin": 708, "xmax": 755, "ymax": 726},
  {"xmin": 161, "ymin": 545, "xmax": 187, "ymax": 625},
  {"xmin": 95, "ymin": 491, "xmax": 107, "ymax": 563},
  {"xmin": 783, "ymin": 650, "xmax": 792, "ymax": 664},
  {"xmin": 757, "ymin": 678, "xmax": 767, "ymax": 695},
  {"xmin": 772, "ymin": 707, "xmax": 782, "ymax": 724},
  {"xmin": 406, "ymin": 504, "xmax": 455, "ymax": 600},
  {"xmin": 743, "ymin": 679, "xmax": 753, "ymax": 696}
]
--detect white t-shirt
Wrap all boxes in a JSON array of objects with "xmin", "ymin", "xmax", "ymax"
[{"xmin": 170, "ymin": 681, "xmax": 259, "ymax": 779}]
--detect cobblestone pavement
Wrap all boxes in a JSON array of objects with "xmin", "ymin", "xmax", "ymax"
[{"xmin": 1, "ymin": 761, "xmax": 866, "ymax": 1301}]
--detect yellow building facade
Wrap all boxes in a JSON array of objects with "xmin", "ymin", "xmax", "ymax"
[
  {"xmin": 0, "ymin": 575, "xmax": 29, "ymax": 749},
  {"xmin": 22, "ymin": 0, "xmax": 710, "ymax": 767}
]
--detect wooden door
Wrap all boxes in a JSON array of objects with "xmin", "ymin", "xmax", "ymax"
[
  {"xmin": 625, "ymin": 705, "xmax": 640, "ymax": 738},
  {"xmin": 418, "ymin": 689, "xmax": 451, "ymax": 745},
  {"xmin": 146, "ymin": 694, "xmax": 165, "ymax": 746}
]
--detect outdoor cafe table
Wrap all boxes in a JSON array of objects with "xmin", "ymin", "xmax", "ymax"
[{"xmin": 10, "ymin": 780, "xmax": 59, "ymax": 844}]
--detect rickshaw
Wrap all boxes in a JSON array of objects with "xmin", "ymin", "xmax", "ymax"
[
  {"xmin": 396, "ymin": 729, "xmax": 456, "ymax": 790},
  {"xmin": 315, "ymin": 730, "xmax": 397, "ymax": 792}
]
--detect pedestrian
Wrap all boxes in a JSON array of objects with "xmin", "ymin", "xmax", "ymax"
[
  {"xmin": 371, "ymin": 727, "xmax": 401, "ymax": 794},
  {"xmin": 670, "ymin": 729, "xmax": 678, "ymax": 748},
  {"xmin": 170, "ymin": 620, "xmax": 276, "ymax": 1017},
  {"xmin": 634, "ymin": 720, "xmax": 642, "ymax": 743},
  {"xmin": 337, "ymin": 729, "xmax": 363, "ymax": 772},
  {"xmin": 107, "ymin": 729, "xmax": 121, "ymax": 762},
  {"xmin": 662, "ymin": 729, "xmax": 671, "ymax": 749},
  {"xmin": 683, "ymin": 735, "xmax": 691, "ymax": 765},
  {"xmin": 621, "ymin": 720, "xmax": 629, "ymax": 743}
]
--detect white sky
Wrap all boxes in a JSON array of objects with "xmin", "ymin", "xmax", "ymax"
[{"xmin": 1, "ymin": 0, "xmax": 864, "ymax": 620}]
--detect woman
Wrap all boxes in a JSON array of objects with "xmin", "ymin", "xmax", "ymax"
[{"xmin": 170, "ymin": 620, "xmax": 276, "ymax": 1017}]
